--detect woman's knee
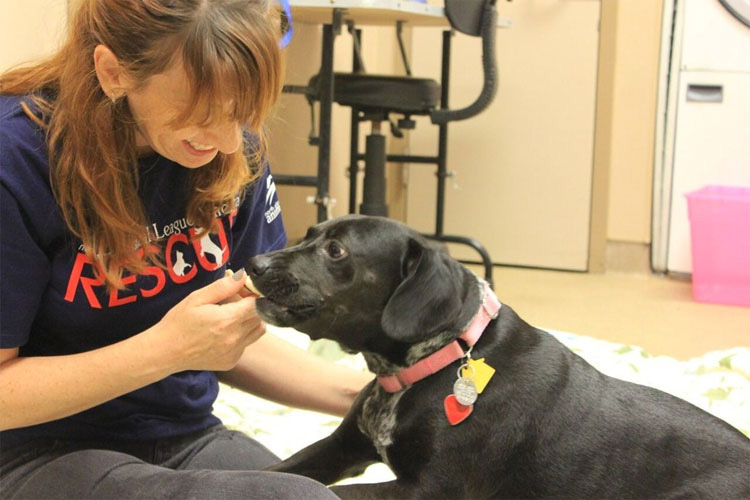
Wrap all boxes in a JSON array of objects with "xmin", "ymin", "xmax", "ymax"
[{"xmin": 195, "ymin": 470, "xmax": 338, "ymax": 500}]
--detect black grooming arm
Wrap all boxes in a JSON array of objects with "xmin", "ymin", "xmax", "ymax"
[{"xmin": 430, "ymin": 0, "xmax": 499, "ymax": 124}]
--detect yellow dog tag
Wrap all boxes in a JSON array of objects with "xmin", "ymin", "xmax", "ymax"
[{"xmin": 462, "ymin": 358, "xmax": 495, "ymax": 394}]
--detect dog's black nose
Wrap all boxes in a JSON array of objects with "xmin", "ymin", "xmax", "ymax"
[{"xmin": 247, "ymin": 255, "xmax": 271, "ymax": 279}]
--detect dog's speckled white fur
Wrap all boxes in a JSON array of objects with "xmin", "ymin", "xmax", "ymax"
[{"xmin": 357, "ymin": 384, "xmax": 406, "ymax": 467}]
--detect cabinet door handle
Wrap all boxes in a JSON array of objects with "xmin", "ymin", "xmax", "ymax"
[{"xmin": 686, "ymin": 84, "xmax": 723, "ymax": 103}]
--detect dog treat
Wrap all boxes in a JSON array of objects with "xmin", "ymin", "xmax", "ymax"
[
  {"xmin": 224, "ymin": 270, "xmax": 263, "ymax": 297},
  {"xmin": 243, "ymin": 276, "xmax": 262, "ymax": 296}
]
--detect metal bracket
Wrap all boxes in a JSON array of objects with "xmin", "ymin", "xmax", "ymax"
[
  {"xmin": 396, "ymin": 21, "xmax": 412, "ymax": 76},
  {"xmin": 347, "ymin": 21, "xmax": 366, "ymax": 73},
  {"xmin": 331, "ymin": 8, "xmax": 343, "ymax": 35},
  {"xmin": 306, "ymin": 195, "xmax": 338, "ymax": 220}
]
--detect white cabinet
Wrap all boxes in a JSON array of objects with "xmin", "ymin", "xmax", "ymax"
[
  {"xmin": 666, "ymin": 71, "xmax": 750, "ymax": 273},
  {"xmin": 657, "ymin": 0, "xmax": 750, "ymax": 274}
]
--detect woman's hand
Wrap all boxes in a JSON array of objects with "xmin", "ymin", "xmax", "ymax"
[{"xmin": 152, "ymin": 269, "xmax": 267, "ymax": 373}]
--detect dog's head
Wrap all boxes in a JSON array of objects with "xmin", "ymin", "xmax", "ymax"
[{"xmin": 248, "ymin": 215, "xmax": 480, "ymax": 362}]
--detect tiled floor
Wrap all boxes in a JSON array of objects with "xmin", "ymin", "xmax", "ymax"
[{"xmin": 480, "ymin": 266, "xmax": 750, "ymax": 360}]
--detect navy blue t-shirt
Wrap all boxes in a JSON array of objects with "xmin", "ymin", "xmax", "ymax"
[{"xmin": 0, "ymin": 95, "xmax": 287, "ymax": 448}]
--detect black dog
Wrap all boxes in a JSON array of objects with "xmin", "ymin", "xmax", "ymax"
[{"xmin": 248, "ymin": 215, "xmax": 750, "ymax": 499}]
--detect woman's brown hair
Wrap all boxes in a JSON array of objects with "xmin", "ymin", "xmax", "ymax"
[{"xmin": 0, "ymin": 0, "xmax": 284, "ymax": 289}]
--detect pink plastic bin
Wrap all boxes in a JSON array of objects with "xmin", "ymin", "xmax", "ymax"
[{"xmin": 686, "ymin": 185, "xmax": 750, "ymax": 307}]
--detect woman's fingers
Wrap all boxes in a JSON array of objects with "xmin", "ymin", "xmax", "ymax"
[{"xmin": 189, "ymin": 269, "xmax": 248, "ymax": 306}]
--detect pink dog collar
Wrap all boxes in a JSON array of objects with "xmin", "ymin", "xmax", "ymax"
[{"xmin": 378, "ymin": 282, "xmax": 501, "ymax": 393}]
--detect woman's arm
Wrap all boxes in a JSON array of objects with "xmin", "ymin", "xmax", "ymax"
[
  {"xmin": 0, "ymin": 272, "xmax": 262, "ymax": 431},
  {"xmin": 0, "ymin": 337, "xmax": 173, "ymax": 431},
  {"xmin": 218, "ymin": 334, "xmax": 374, "ymax": 417}
]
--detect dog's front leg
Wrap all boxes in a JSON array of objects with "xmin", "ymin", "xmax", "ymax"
[{"xmin": 264, "ymin": 416, "xmax": 380, "ymax": 486}]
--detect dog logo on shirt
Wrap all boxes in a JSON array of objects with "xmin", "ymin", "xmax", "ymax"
[
  {"xmin": 172, "ymin": 250, "xmax": 192, "ymax": 277},
  {"xmin": 198, "ymin": 232, "xmax": 227, "ymax": 266}
]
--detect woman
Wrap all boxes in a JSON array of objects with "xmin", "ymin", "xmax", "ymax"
[{"xmin": 0, "ymin": 1, "xmax": 370, "ymax": 498}]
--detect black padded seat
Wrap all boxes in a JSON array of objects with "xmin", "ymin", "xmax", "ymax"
[{"xmin": 312, "ymin": 73, "xmax": 441, "ymax": 115}]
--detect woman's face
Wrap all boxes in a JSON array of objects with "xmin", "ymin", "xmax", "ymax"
[{"xmin": 124, "ymin": 62, "xmax": 243, "ymax": 168}]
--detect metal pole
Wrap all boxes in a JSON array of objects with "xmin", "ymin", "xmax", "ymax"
[
  {"xmin": 348, "ymin": 28, "xmax": 363, "ymax": 214},
  {"xmin": 360, "ymin": 124, "xmax": 388, "ymax": 216},
  {"xmin": 316, "ymin": 22, "xmax": 336, "ymax": 222},
  {"xmin": 436, "ymin": 30, "xmax": 452, "ymax": 236}
]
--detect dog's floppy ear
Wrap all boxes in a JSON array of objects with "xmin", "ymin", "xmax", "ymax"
[{"xmin": 381, "ymin": 237, "xmax": 464, "ymax": 343}]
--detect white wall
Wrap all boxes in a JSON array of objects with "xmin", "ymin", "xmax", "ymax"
[{"xmin": 0, "ymin": 0, "xmax": 68, "ymax": 72}]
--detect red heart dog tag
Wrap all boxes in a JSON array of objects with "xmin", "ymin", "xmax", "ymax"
[{"xmin": 444, "ymin": 394, "xmax": 473, "ymax": 426}]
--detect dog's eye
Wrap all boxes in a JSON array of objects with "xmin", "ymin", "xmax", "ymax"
[{"xmin": 325, "ymin": 241, "xmax": 347, "ymax": 260}]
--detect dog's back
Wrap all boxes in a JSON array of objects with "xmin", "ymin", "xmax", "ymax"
[{"xmin": 477, "ymin": 312, "xmax": 750, "ymax": 498}]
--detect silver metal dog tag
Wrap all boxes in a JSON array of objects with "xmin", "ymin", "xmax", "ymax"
[{"xmin": 453, "ymin": 377, "xmax": 478, "ymax": 406}]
